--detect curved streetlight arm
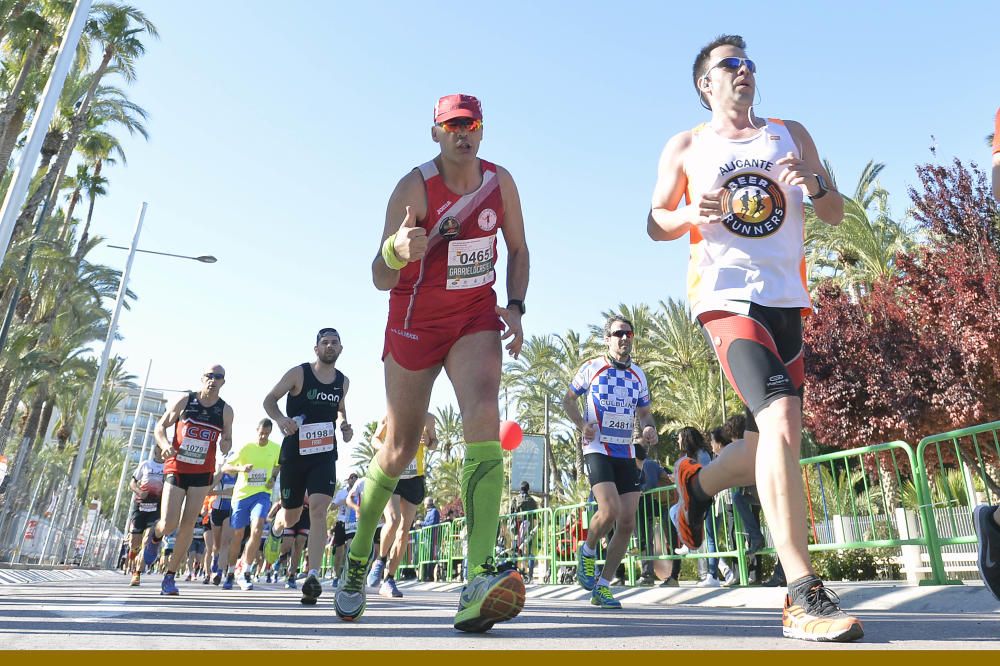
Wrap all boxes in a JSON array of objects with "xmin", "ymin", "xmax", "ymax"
[{"xmin": 107, "ymin": 245, "xmax": 217, "ymax": 263}]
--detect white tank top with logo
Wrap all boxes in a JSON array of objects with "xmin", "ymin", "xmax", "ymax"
[{"xmin": 682, "ymin": 119, "xmax": 809, "ymax": 319}]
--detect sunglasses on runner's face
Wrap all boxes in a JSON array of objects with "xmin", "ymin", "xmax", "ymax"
[
  {"xmin": 609, "ymin": 330, "xmax": 634, "ymax": 340},
  {"xmin": 437, "ymin": 118, "xmax": 483, "ymax": 133},
  {"xmin": 707, "ymin": 57, "xmax": 756, "ymax": 75},
  {"xmin": 203, "ymin": 372, "xmax": 225, "ymax": 380}
]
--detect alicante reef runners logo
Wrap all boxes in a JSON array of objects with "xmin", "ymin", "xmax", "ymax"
[{"xmin": 720, "ymin": 172, "xmax": 786, "ymax": 238}]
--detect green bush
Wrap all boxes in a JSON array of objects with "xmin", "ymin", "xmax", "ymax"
[{"xmin": 811, "ymin": 547, "xmax": 901, "ymax": 581}]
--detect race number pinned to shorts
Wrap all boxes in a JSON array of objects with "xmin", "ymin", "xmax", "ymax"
[
  {"xmin": 446, "ymin": 236, "xmax": 494, "ymax": 290},
  {"xmin": 298, "ymin": 421, "xmax": 335, "ymax": 455},
  {"xmin": 138, "ymin": 502, "xmax": 158, "ymax": 513},
  {"xmin": 247, "ymin": 469, "xmax": 267, "ymax": 485},
  {"xmin": 176, "ymin": 437, "xmax": 210, "ymax": 465}
]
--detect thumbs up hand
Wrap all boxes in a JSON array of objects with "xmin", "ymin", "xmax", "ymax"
[{"xmin": 393, "ymin": 206, "xmax": 428, "ymax": 262}]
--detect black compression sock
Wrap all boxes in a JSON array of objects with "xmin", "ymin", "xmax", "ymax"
[{"xmin": 690, "ymin": 472, "xmax": 712, "ymax": 505}]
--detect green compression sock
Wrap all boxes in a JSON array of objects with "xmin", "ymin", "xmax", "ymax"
[
  {"xmin": 462, "ymin": 441, "xmax": 503, "ymax": 576},
  {"xmin": 348, "ymin": 458, "xmax": 398, "ymax": 561}
]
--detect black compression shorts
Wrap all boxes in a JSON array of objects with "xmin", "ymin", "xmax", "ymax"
[
  {"xmin": 698, "ymin": 303, "xmax": 804, "ymax": 433},
  {"xmin": 584, "ymin": 453, "xmax": 641, "ymax": 495},
  {"xmin": 394, "ymin": 476, "xmax": 426, "ymax": 505},
  {"xmin": 279, "ymin": 457, "xmax": 335, "ymax": 509}
]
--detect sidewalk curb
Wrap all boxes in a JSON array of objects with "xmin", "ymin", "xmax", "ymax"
[
  {"xmin": 398, "ymin": 579, "xmax": 1000, "ymax": 614},
  {"xmin": 0, "ymin": 568, "xmax": 118, "ymax": 585}
]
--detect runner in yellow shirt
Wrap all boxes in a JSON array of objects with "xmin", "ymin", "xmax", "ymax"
[{"xmin": 220, "ymin": 419, "xmax": 281, "ymax": 591}]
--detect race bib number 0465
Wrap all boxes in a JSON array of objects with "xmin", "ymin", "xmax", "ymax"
[{"xmin": 446, "ymin": 236, "xmax": 495, "ymax": 290}]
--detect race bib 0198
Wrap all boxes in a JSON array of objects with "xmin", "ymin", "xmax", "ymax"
[
  {"xmin": 298, "ymin": 421, "xmax": 335, "ymax": 455},
  {"xmin": 446, "ymin": 236, "xmax": 495, "ymax": 290}
]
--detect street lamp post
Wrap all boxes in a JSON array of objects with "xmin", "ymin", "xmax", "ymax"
[
  {"xmin": 66, "ymin": 203, "xmax": 148, "ymax": 503},
  {"xmin": 0, "ymin": 0, "xmax": 92, "ymax": 264},
  {"xmin": 108, "ymin": 359, "xmax": 152, "ymax": 536}
]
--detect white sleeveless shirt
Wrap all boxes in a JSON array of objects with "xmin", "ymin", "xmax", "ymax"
[{"xmin": 682, "ymin": 119, "xmax": 809, "ymax": 318}]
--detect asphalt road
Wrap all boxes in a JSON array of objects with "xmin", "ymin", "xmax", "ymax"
[{"xmin": 1, "ymin": 574, "xmax": 999, "ymax": 650}]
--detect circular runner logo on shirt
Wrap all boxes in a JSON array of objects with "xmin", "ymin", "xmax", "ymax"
[
  {"xmin": 438, "ymin": 216, "xmax": 460, "ymax": 239},
  {"xmin": 720, "ymin": 172, "xmax": 786, "ymax": 238},
  {"xmin": 477, "ymin": 208, "xmax": 497, "ymax": 232}
]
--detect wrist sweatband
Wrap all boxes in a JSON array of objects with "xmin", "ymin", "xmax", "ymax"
[{"xmin": 381, "ymin": 234, "xmax": 407, "ymax": 270}]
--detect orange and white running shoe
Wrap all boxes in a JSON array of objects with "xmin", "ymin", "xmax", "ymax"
[{"xmin": 782, "ymin": 582, "xmax": 864, "ymax": 642}]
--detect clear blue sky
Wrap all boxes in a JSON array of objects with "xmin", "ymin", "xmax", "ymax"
[{"xmin": 85, "ymin": 1, "xmax": 998, "ymax": 466}]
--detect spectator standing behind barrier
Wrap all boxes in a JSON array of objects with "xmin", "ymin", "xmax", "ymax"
[
  {"xmin": 685, "ymin": 429, "xmax": 721, "ymax": 587},
  {"xmin": 723, "ymin": 414, "xmax": 767, "ymax": 584},
  {"xmin": 512, "ymin": 482, "xmax": 539, "ymax": 583},
  {"xmin": 421, "ymin": 498, "xmax": 440, "ymax": 580},
  {"xmin": 636, "ymin": 445, "xmax": 671, "ymax": 586}
]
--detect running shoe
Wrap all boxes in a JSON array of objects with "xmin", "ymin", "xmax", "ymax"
[
  {"xmin": 286, "ymin": 576, "xmax": 297, "ymax": 589},
  {"xmin": 212, "ymin": 572, "xmax": 222, "ymax": 586},
  {"xmin": 782, "ymin": 581, "xmax": 864, "ymax": 642},
  {"xmin": 366, "ymin": 558, "xmax": 385, "ymax": 589},
  {"xmin": 184, "ymin": 573, "xmax": 193, "ymax": 582},
  {"xmin": 330, "ymin": 577, "xmax": 339, "ymax": 589},
  {"xmin": 238, "ymin": 574, "xmax": 253, "ymax": 591},
  {"xmin": 129, "ymin": 572, "xmax": 141, "ymax": 587},
  {"xmin": 575, "ymin": 545, "xmax": 597, "ymax": 591},
  {"xmin": 659, "ymin": 578, "xmax": 679, "ymax": 588},
  {"xmin": 335, "ymin": 554, "xmax": 369, "ymax": 621},
  {"xmin": 722, "ymin": 570, "xmax": 739, "ymax": 587},
  {"xmin": 202, "ymin": 575, "xmax": 210, "ymax": 585},
  {"xmin": 160, "ymin": 573, "xmax": 179, "ymax": 596},
  {"xmin": 697, "ymin": 575, "xmax": 721, "ymax": 588},
  {"xmin": 222, "ymin": 573, "xmax": 234, "ymax": 590},
  {"xmin": 973, "ymin": 504, "xmax": 1000, "ymax": 601},
  {"xmin": 590, "ymin": 584, "xmax": 622, "ymax": 609},
  {"xmin": 674, "ymin": 457, "xmax": 711, "ymax": 549},
  {"xmin": 380, "ymin": 578, "xmax": 403, "ymax": 598},
  {"xmin": 142, "ymin": 538, "xmax": 160, "ymax": 567},
  {"xmin": 453, "ymin": 562, "xmax": 525, "ymax": 633},
  {"xmin": 637, "ymin": 575, "xmax": 657, "ymax": 587},
  {"xmin": 301, "ymin": 571, "xmax": 322, "ymax": 605}
]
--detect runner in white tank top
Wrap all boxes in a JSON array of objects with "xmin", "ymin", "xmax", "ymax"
[{"xmin": 647, "ymin": 35, "xmax": 862, "ymax": 644}]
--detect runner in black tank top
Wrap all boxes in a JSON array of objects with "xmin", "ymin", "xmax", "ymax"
[{"xmin": 263, "ymin": 328, "xmax": 353, "ymax": 605}]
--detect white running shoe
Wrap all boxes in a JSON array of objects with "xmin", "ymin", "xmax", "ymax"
[{"xmin": 697, "ymin": 575, "xmax": 721, "ymax": 588}]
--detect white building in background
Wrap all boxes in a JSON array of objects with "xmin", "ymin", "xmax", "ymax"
[{"xmin": 102, "ymin": 387, "xmax": 168, "ymax": 463}]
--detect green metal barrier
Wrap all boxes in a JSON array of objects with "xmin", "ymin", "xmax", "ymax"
[
  {"xmin": 795, "ymin": 442, "xmax": 928, "ymax": 572},
  {"xmin": 415, "ymin": 521, "xmax": 452, "ymax": 581},
  {"xmin": 498, "ymin": 507, "xmax": 552, "ymax": 584},
  {"xmin": 399, "ymin": 428, "xmax": 999, "ymax": 588},
  {"xmin": 915, "ymin": 420, "xmax": 1000, "ymax": 585}
]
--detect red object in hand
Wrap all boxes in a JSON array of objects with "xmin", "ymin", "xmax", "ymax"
[{"xmin": 500, "ymin": 420, "xmax": 523, "ymax": 451}]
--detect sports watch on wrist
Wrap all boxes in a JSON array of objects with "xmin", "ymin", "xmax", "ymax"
[
  {"xmin": 810, "ymin": 174, "xmax": 829, "ymax": 200},
  {"xmin": 507, "ymin": 299, "xmax": 526, "ymax": 315}
]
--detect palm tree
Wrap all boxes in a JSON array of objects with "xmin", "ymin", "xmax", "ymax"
[
  {"xmin": 349, "ymin": 420, "xmax": 378, "ymax": 474},
  {"xmin": 37, "ymin": 3, "xmax": 156, "ymax": 217},
  {"xmin": 804, "ymin": 160, "xmax": 916, "ymax": 295}
]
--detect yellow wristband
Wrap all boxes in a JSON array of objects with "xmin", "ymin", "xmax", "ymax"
[{"xmin": 381, "ymin": 234, "xmax": 407, "ymax": 270}]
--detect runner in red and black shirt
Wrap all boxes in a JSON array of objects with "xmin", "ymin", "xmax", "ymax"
[{"xmin": 143, "ymin": 364, "xmax": 233, "ymax": 596}]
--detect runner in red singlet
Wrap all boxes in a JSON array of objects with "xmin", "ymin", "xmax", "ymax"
[{"xmin": 335, "ymin": 94, "xmax": 529, "ymax": 632}]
